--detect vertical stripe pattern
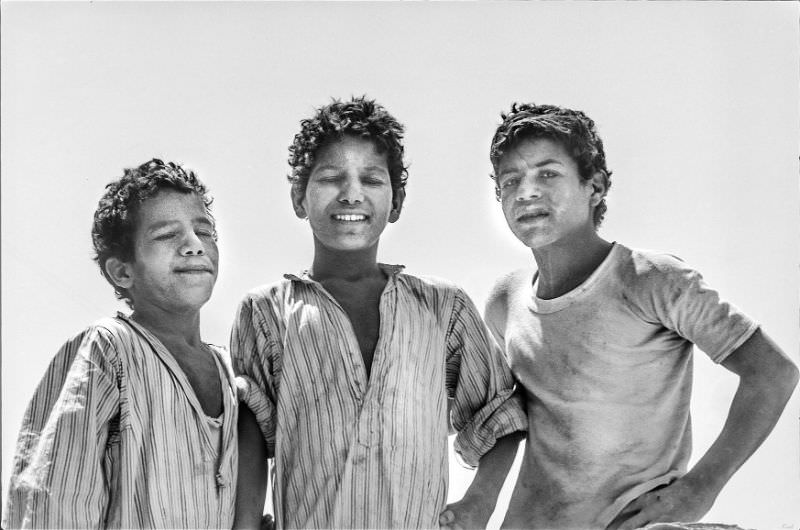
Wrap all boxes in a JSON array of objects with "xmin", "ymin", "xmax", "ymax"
[
  {"xmin": 232, "ymin": 265, "xmax": 526, "ymax": 529},
  {"xmin": 4, "ymin": 314, "xmax": 238, "ymax": 529}
]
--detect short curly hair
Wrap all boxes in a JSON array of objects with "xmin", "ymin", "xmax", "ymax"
[
  {"xmin": 287, "ymin": 96, "xmax": 408, "ymax": 198},
  {"xmin": 92, "ymin": 158, "xmax": 214, "ymax": 307},
  {"xmin": 490, "ymin": 103, "xmax": 612, "ymax": 226}
]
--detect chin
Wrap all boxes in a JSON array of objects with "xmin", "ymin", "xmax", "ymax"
[
  {"xmin": 512, "ymin": 228, "xmax": 553, "ymax": 249},
  {"xmin": 320, "ymin": 236, "xmax": 378, "ymax": 252},
  {"xmin": 177, "ymin": 290, "xmax": 214, "ymax": 311}
]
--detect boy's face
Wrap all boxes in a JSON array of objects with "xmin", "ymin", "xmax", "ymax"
[
  {"xmin": 114, "ymin": 189, "xmax": 218, "ymax": 313},
  {"xmin": 496, "ymin": 137, "xmax": 599, "ymax": 249},
  {"xmin": 293, "ymin": 135, "xmax": 402, "ymax": 252}
]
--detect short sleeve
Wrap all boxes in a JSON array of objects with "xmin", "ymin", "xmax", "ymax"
[
  {"xmin": 632, "ymin": 254, "xmax": 759, "ymax": 364},
  {"xmin": 4, "ymin": 327, "xmax": 121, "ymax": 529},
  {"xmin": 446, "ymin": 288, "xmax": 527, "ymax": 468},
  {"xmin": 230, "ymin": 294, "xmax": 280, "ymax": 457}
]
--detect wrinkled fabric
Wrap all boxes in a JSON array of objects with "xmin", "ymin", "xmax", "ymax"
[
  {"xmin": 232, "ymin": 265, "xmax": 527, "ymax": 529},
  {"xmin": 488, "ymin": 244, "xmax": 758, "ymax": 529},
  {"xmin": 4, "ymin": 314, "xmax": 238, "ymax": 529}
]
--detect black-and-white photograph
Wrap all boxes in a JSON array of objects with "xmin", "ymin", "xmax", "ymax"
[{"xmin": 2, "ymin": 2, "xmax": 798, "ymax": 529}]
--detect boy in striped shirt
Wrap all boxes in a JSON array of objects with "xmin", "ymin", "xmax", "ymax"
[
  {"xmin": 232, "ymin": 97, "xmax": 527, "ymax": 529},
  {"xmin": 4, "ymin": 159, "xmax": 239, "ymax": 529}
]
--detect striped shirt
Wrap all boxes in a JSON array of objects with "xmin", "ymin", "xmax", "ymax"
[
  {"xmin": 232, "ymin": 265, "xmax": 527, "ymax": 529},
  {"xmin": 4, "ymin": 314, "xmax": 238, "ymax": 529}
]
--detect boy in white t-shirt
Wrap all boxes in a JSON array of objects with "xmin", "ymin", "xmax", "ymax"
[{"xmin": 441, "ymin": 103, "xmax": 798, "ymax": 530}]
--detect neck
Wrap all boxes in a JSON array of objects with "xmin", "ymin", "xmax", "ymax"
[
  {"xmin": 531, "ymin": 228, "xmax": 613, "ymax": 300},
  {"xmin": 310, "ymin": 237, "xmax": 383, "ymax": 282},
  {"xmin": 130, "ymin": 304, "xmax": 203, "ymax": 348}
]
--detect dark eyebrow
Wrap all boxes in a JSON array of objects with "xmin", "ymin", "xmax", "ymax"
[
  {"xmin": 145, "ymin": 220, "xmax": 179, "ymax": 234},
  {"xmin": 312, "ymin": 164, "xmax": 341, "ymax": 173},
  {"xmin": 497, "ymin": 167, "xmax": 522, "ymax": 177},
  {"xmin": 361, "ymin": 165, "xmax": 389, "ymax": 174},
  {"xmin": 146, "ymin": 217, "xmax": 212, "ymax": 234},
  {"xmin": 535, "ymin": 158, "xmax": 565, "ymax": 168}
]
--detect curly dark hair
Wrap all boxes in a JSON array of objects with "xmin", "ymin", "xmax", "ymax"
[
  {"xmin": 287, "ymin": 96, "xmax": 408, "ymax": 198},
  {"xmin": 92, "ymin": 158, "xmax": 214, "ymax": 307},
  {"xmin": 490, "ymin": 103, "xmax": 612, "ymax": 226}
]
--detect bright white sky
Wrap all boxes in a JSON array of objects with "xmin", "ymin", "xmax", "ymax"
[{"xmin": 2, "ymin": 2, "xmax": 798, "ymax": 528}]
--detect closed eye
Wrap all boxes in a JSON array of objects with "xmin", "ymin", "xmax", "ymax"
[
  {"xmin": 499, "ymin": 176, "xmax": 520, "ymax": 189},
  {"xmin": 362, "ymin": 176, "xmax": 388, "ymax": 186}
]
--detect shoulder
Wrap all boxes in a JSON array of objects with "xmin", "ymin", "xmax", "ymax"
[
  {"xmin": 45, "ymin": 317, "xmax": 130, "ymax": 377},
  {"xmin": 60, "ymin": 316, "xmax": 135, "ymax": 354},
  {"xmin": 486, "ymin": 268, "xmax": 530, "ymax": 316},
  {"xmin": 398, "ymin": 271, "xmax": 464, "ymax": 297},
  {"xmin": 614, "ymin": 244, "xmax": 709, "ymax": 317},
  {"xmin": 240, "ymin": 278, "xmax": 294, "ymax": 306},
  {"xmin": 234, "ymin": 278, "xmax": 296, "ymax": 321},
  {"xmin": 396, "ymin": 272, "xmax": 482, "ymax": 322},
  {"xmin": 616, "ymin": 244, "xmax": 698, "ymax": 290}
]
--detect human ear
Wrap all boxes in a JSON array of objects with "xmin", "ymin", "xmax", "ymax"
[
  {"xmin": 104, "ymin": 257, "xmax": 134, "ymax": 290},
  {"xmin": 290, "ymin": 184, "xmax": 307, "ymax": 219},
  {"xmin": 388, "ymin": 188, "xmax": 406, "ymax": 223},
  {"xmin": 588, "ymin": 171, "xmax": 608, "ymax": 207}
]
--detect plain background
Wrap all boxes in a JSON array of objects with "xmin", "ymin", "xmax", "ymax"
[{"xmin": 2, "ymin": 2, "xmax": 798, "ymax": 528}]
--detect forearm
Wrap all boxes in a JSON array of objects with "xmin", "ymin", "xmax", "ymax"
[
  {"xmin": 234, "ymin": 404, "xmax": 269, "ymax": 530},
  {"xmin": 687, "ymin": 342, "xmax": 798, "ymax": 495},
  {"xmin": 462, "ymin": 431, "xmax": 525, "ymax": 508}
]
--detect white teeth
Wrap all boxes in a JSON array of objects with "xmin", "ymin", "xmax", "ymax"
[{"xmin": 334, "ymin": 214, "xmax": 367, "ymax": 222}]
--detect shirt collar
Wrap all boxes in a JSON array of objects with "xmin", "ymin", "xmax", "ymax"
[{"xmin": 284, "ymin": 263, "xmax": 405, "ymax": 284}]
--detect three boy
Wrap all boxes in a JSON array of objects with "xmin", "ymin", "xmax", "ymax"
[
  {"xmin": 480, "ymin": 103, "xmax": 798, "ymax": 529},
  {"xmin": 4, "ymin": 160, "xmax": 238, "ymax": 528},
  {"xmin": 5, "ymin": 102, "xmax": 797, "ymax": 530}
]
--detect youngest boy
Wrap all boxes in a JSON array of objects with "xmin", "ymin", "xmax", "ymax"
[{"xmin": 4, "ymin": 159, "xmax": 238, "ymax": 529}]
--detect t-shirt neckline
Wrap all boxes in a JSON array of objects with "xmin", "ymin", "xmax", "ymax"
[{"xmin": 530, "ymin": 242, "xmax": 620, "ymax": 314}]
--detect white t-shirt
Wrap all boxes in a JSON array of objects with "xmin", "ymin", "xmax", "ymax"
[{"xmin": 486, "ymin": 243, "xmax": 758, "ymax": 529}]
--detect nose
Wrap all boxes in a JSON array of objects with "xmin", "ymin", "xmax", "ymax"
[
  {"xmin": 180, "ymin": 230, "xmax": 205, "ymax": 256},
  {"xmin": 338, "ymin": 176, "xmax": 364, "ymax": 204},
  {"xmin": 515, "ymin": 173, "xmax": 541, "ymax": 202}
]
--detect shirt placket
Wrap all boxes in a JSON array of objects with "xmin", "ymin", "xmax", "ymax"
[{"xmin": 356, "ymin": 278, "xmax": 396, "ymax": 448}]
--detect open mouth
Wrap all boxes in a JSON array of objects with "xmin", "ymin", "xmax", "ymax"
[
  {"xmin": 332, "ymin": 214, "xmax": 368, "ymax": 222},
  {"xmin": 517, "ymin": 211, "xmax": 549, "ymax": 223}
]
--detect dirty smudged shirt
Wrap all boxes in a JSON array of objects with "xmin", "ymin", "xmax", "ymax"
[
  {"xmin": 487, "ymin": 243, "xmax": 758, "ymax": 529},
  {"xmin": 232, "ymin": 265, "xmax": 527, "ymax": 529},
  {"xmin": 4, "ymin": 314, "xmax": 238, "ymax": 529}
]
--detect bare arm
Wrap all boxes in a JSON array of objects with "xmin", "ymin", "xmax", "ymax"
[
  {"xmin": 440, "ymin": 431, "xmax": 525, "ymax": 530},
  {"xmin": 615, "ymin": 328, "xmax": 799, "ymax": 529},
  {"xmin": 233, "ymin": 404, "xmax": 269, "ymax": 530}
]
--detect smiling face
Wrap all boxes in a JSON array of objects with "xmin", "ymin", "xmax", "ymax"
[
  {"xmin": 106, "ymin": 188, "xmax": 219, "ymax": 314},
  {"xmin": 292, "ymin": 135, "xmax": 403, "ymax": 253},
  {"xmin": 496, "ymin": 137, "xmax": 601, "ymax": 250}
]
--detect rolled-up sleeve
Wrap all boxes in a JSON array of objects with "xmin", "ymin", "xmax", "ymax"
[
  {"xmin": 230, "ymin": 294, "xmax": 279, "ymax": 458},
  {"xmin": 446, "ymin": 289, "xmax": 527, "ymax": 468},
  {"xmin": 4, "ymin": 328, "xmax": 120, "ymax": 530}
]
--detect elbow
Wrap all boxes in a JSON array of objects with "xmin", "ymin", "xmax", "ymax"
[
  {"xmin": 785, "ymin": 359, "xmax": 800, "ymax": 392},
  {"xmin": 764, "ymin": 356, "xmax": 799, "ymax": 401}
]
